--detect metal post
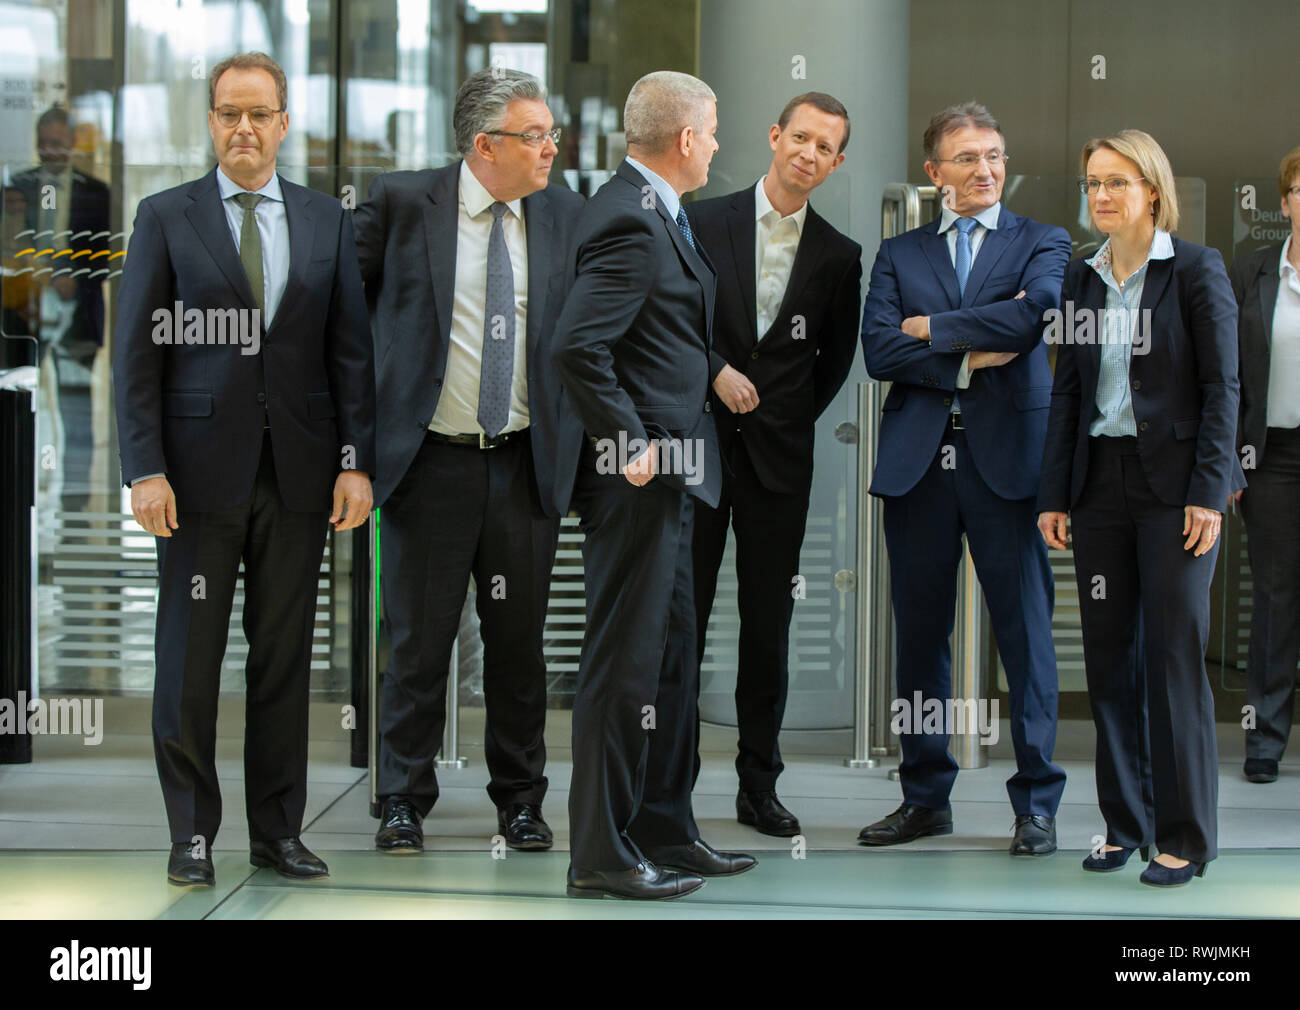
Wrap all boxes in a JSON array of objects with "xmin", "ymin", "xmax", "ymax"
[
  {"xmin": 949, "ymin": 543, "xmax": 988, "ymax": 768},
  {"xmin": 436, "ymin": 637, "xmax": 466, "ymax": 769},
  {"xmin": 367, "ymin": 510, "xmax": 380, "ymax": 817},
  {"xmin": 846, "ymin": 382, "xmax": 876, "ymax": 767}
]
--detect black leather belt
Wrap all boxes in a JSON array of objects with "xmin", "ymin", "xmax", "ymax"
[
  {"xmin": 948, "ymin": 410, "xmax": 964, "ymax": 431},
  {"xmin": 427, "ymin": 428, "xmax": 527, "ymax": 449}
]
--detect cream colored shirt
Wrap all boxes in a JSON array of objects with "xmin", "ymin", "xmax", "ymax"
[
  {"xmin": 1268, "ymin": 235, "xmax": 1300, "ymax": 429},
  {"xmin": 431, "ymin": 161, "xmax": 530, "ymax": 435},
  {"xmin": 754, "ymin": 178, "xmax": 807, "ymax": 339}
]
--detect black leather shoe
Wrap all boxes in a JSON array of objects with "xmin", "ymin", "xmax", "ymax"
[
  {"xmin": 1244, "ymin": 758, "xmax": 1278, "ymax": 783},
  {"xmin": 1082, "ymin": 844, "xmax": 1150, "ymax": 872},
  {"xmin": 249, "ymin": 837, "xmax": 329, "ymax": 879},
  {"xmin": 1140, "ymin": 858, "xmax": 1208, "ymax": 887},
  {"xmin": 498, "ymin": 802, "xmax": 553, "ymax": 850},
  {"xmin": 737, "ymin": 789, "xmax": 801, "ymax": 837},
  {"xmin": 645, "ymin": 838, "xmax": 757, "ymax": 877},
  {"xmin": 857, "ymin": 803, "xmax": 952, "ymax": 846},
  {"xmin": 167, "ymin": 843, "xmax": 214, "ymax": 886},
  {"xmin": 566, "ymin": 860, "xmax": 705, "ymax": 900},
  {"xmin": 1010, "ymin": 814, "xmax": 1057, "ymax": 855},
  {"xmin": 375, "ymin": 796, "xmax": 424, "ymax": 852}
]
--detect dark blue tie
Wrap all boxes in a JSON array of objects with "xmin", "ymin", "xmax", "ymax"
[{"xmin": 675, "ymin": 207, "xmax": 697, "ymax": 252}]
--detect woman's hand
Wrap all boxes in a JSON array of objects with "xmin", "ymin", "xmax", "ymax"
[
  {"xmin": 1037, "ymin": 511, "xmax": 1070, "ymax": 550},
  {"xmin": 1183, "ymin": 505, "xmax": 1222, "ymax": 556}
]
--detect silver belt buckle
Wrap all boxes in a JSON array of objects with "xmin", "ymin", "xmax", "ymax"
[
  {"xmin": 950, "ymin": 411, "xmax": 964, "ymax": 431},
  {"xmin": 479, "ymin": 431, "xmax": 492, "ymax": 449}
]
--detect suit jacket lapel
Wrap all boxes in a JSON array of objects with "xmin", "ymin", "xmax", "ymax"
[
  {"xmin": 184, "ymin": 169, "xmax": 257, "ymax": 312},
  {"xmin": 423, "ymin": 163, "xmax": 460, "ymax": 352},
  {"xmin": 960, "ymin": 208, "xmax": 1019, "ymax": 308},
  {"xmin": 726, "ymin": 189, "xmax": 758, "ymax": 341},
  {"xmin": 919, "ymin": 222, "xmax": 961, "ymax": 309},
  {"xmin": 1258, "ymin": 253, "xmax": 1280, "ymax": 346},
  {"xmin": 522, "ymin": 185, "xmax": 553, "ymax": 372},
  {"xmin": 269, "ymin": 177, "xmax": 314, "ymax": 334}
]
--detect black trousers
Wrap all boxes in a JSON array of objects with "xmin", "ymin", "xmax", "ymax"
[
  {"xmin": 568, "ymin": 443, "xmax": 700, "ymax": 871},
  {"xmin": 1240, "ymin": 425, "xmax": 1300, "ymax": 761},
  {"xmin": 153, "ymin": 432, "xmax": 329, "ymax": 847},
  {"xmin": 1071, "ymin": 436, "xmax": 1220, "ymax": 862},
  {"xmin": 692, "ymin": 438, "xmax": 808, "ymax": 792},
  {"xmin": 376, "ymin": 432, "xmax": 557, "ymax": 816}
]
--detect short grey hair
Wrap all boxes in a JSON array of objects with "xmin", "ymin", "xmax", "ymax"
[
  {"xmin": 623, "ymin": 71, "xmax": 716, "ymax": 156},
  {"xmin": 453, "ymin": 67, "xmax": 548, "ymax": 157},
  {"xmin": 923, "ymin": 101, "xmax": 1003, "ymax": 162}
]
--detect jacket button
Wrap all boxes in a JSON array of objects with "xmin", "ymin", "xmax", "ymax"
[
  {"xmin": 704, "ymin": 402, "xmax": 711, "ymax": 413},
  {"xmin": 1132, "ymin": 380, "xmax": 1142, "ymax": 390},
  {"xmin": 256, "ymin": 392, "xmax": 266, "ymax": 404},
  {"xmin": 943, "ymin": 398, "xmax": 952, "ymax": 406},
  {"xmin": 751, "ymin": 351, "xmax": 759, "ymax": 360},
  {"xmin": 1139, "ymin": 421, "xmax": 1149, "ymax": 432}
]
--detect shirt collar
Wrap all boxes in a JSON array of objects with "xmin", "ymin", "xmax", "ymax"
[
  {"xmin": 1086, "ymin": 228, "xmax": 1174, "ymax": 279},
  {"xmin": 1281, "ymin": 235, "xmax": 1296, "ymax": 280},
  {"xmin": 754, "ymin": 178, "xmax": 807, "ymax": 234},
  {"xmin": 938, "ymin": 201, "xmax": 1001, "ymax": 234},
  {"xmin": 459, "ymin": 160, "xmax": 523, "ymax": 221},
  {"xmin": 625, "ymin": 156, "xmax": 681, "ymax": 222},
  {"xmin": 216, "ymin": 166, "xmax": 283, "ymax": 203}
]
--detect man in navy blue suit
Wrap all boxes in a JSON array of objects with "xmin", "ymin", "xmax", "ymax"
[{"xmin": 859, "ymin": 102, "xmax": 1069, "ymax": 855}]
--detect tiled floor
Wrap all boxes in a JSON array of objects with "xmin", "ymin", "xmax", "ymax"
[{"xmin": 1, "ymin": 699, "xmax": 1297, "ymax": 918}]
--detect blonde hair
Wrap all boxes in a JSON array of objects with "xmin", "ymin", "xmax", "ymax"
[{"xmin": 1081, "ymin": 129, "xmax": 1179, "ymax": 233}]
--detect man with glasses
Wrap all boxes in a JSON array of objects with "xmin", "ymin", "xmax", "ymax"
[
  {"xmin": 858, "ymin": 102, "xmax": 1070, "ymax": 855},
  {"xmin": 114, "ymin": 51, "xmax": 376, "ymax": 886},
  {"xmin": 354, "ymin": 67, "xmax": 584, "ymax": 855}
]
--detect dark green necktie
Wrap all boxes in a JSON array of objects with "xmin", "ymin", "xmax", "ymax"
[{"xmin": 235, "ymin": 192, "xmax": 264, "ymax": 314}]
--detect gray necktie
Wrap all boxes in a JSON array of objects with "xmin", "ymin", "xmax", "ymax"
[
  {"xmin": 235, "ymin": 192, "xmax": 264, "ymax": 315},
  {"xmin": 478, "ymin": 201, "xmax": 516, "ymax": 439}
]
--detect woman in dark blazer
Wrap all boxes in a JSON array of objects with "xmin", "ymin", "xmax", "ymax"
[
  {"xmin": 1229, "ymin": 145, "xmax": 1300, "ymax": 785},
  {"xmin": 1037, "ymin": 129, "xmax": 1245, "ymax": 887}
]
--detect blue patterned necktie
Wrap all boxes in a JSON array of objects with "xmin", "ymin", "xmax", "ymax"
[
  {"xmin": 675, "ymin": 206, "xmax": 697, "ymax": 252},
  {"xmin": 954, "ymin": 216, "xmax": 977, "ymax": 296},
  {"xmin": 477, "ymin": 201, "xmax": 515, "ymax": 439}
]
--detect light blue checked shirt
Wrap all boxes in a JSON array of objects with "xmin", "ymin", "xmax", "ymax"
[
  {"xmin": 1087, "ymin": 229, "xmax": 1174, "ymax": 437},
  {"xmin": 216, "ymin": 166, "xmax": 290, "ymax": 327}
]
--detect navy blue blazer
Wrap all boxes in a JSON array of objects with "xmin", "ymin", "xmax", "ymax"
[
  {"xmin": 113, "ymin": 167, "xmax": 376, "ymax": 513},
  {"xmin": 1037, "ymin": 237, "xmax": 1246, "ymax": 514},
  {"xmin": 861, "ymin": 206, "xmax": 1071, "ymax": 501}
]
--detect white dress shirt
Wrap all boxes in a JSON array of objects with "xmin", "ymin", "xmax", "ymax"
[
  {"xmin": 1267, "ymin": 235, "xmax": 1300, "ymax": 429},
  {"xmin": 215, "ymin": 166, "xmax": 290, "ymax": 326},
  {"xmin": 934, "ymin": 201, "xmax": 1002, "ymax": 392},
  {"xmin": 754, "ymin": 178, "xmax": 806, "ymax": 339},
  {"xmin": 432, "ymin": 161, "xmax": 530, "ymax": 436}
]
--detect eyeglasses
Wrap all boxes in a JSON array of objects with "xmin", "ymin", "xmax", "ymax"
[
  {"xmin": 486, "ymin": 127, "xmax": 562, "ymax": 148},
  {"xmin": 1080, "ymin": 177, "xmax": 1146, "ymax": 195},
  {"xmin": 213, "ymin": 106, "xmax": 282, "ymax": 129},
  {"xmin": 932, "ymin": 152, "xmax": 1008, "ymax": 168}
]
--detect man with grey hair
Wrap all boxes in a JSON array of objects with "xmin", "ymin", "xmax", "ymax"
[
  {"xmin": 858, "ymin": 101, "xmax": 1069, "ymax": 855},
  {"xmin": 552, "ymin": 70, "xmax": 756, "ymax": 900},
  {"xmin": 354, "ymin": 67, "xmax": 585, "ymax": 855}
]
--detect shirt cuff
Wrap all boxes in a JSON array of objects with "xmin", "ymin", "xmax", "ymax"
[
  {"xmin": 955, "ymin": 353, "xmax": 972, "ymax": 389},
  {"xmin": 130, "ymin": 473, "xmax": 165, "ymax": 486}
]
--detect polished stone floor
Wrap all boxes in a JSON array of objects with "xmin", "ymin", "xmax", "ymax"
[{"xmin": 1, "ymin": 699, "xmax": 1297, "ymax": 919}]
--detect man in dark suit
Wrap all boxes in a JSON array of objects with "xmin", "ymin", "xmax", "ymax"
[
  {"xmin": 859, "ymin": 102, "xmax": 1069, "ymax": 854},
  {"xmin": 687, "ymin": 92, "xmax": 862, "ymax": 837},
  {"xmin": 553, "ymin": 70, "xmax": 755, "ymax": 900},
  {"xmin": 353, "ymin": 68, "xmax": 585, "ymax": 854},
  {"xmin": 114, "ymin": 52, "xmax": 375, "ymax": 886}
]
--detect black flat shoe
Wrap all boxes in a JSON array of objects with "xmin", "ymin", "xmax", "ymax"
[
  {"xmin": 1010, "ymin": 814, "xmax": 1057, "ymax": 856},
  {"xmin": 566, "ymin": 860, "xmax": 705, "ymax": 900},
  {"xmin": 1082, "ymin": 844, "xmax": 1150, "ymax": 872},
  {"xmin": 645, "ymin": 838, "xmax": 757, "ymax": 877},
  {"xmin": 498, "ymin": 802, "xmax": 553, "ymax": 850},
  {"xmin": 375, "ymin": 796, "xmax": 424, "ymax": 852},
  {"xmin": 737, "ymin": 789, "xmax": 801, "ymax": 837},
  {"xmin": 250, "ymin": 837, "xmax": 329, "ymax": 879},
  {"xmin": 858, "ymin": 803, "xmax": 953, "ymax": 846},
  {"xmin": 1244, "ymin": 758, "xmax": 1278, "ymax": 783},
  {"xmin": 167, "ymin": 842, "xmax": 214, "ymax": 886},
  {"xmin": 1139, "ymin": 858, "xmax": 1208, "ymax": 887}
]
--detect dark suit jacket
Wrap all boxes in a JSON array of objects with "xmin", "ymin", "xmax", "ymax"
[
  {"xmin": 1229, "ymin": 241, "xmax": 1286, "ymax": 464},
  {"xmin": 861, "ymin": 206, "xmax": 1071, "ymax": 501},
  {"xmin": 352, "ymin": 162, "xmax": 586, "ymax": 513},
  {"xmin": 1037, "ymin": 237, "xmax": 1246, "ymax": 513},
  {"xmin": 113, "ymin": 167, "xmax": 376, "ymax": 513},
  {"xmin": 551, "ymin": 159, "xmax": 721, "ymax": 509},
  {"xmin": 687, "ymin": 185, "xmax": 862, "ymax": 495}
]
